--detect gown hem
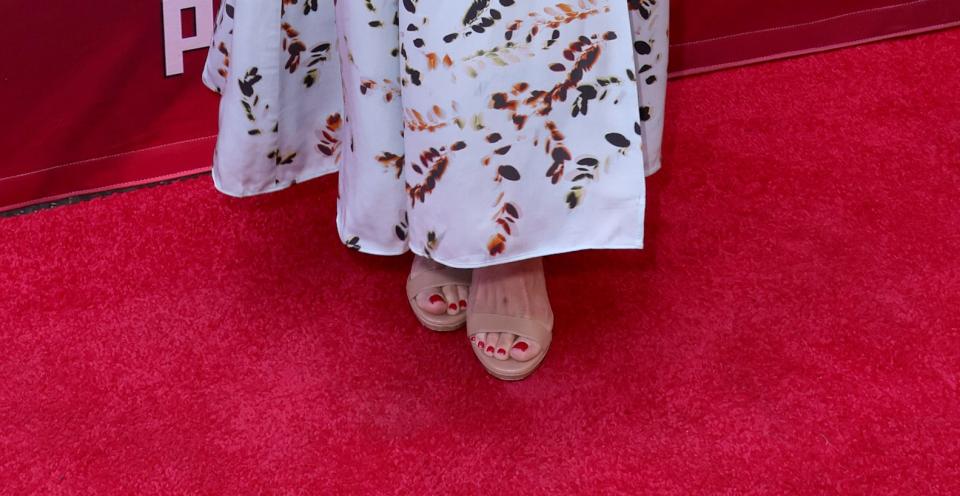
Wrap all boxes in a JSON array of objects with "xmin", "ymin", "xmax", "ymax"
[
  {"xmin": 211, "ymin": 164, "xmax": 338, "ymax": 198},
  {"xmin": 406, "ymin": 240, "xmax": 645, "ymax": 270}
]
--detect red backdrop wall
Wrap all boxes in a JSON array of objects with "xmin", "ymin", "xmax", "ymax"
[{"xmin": 1, "ymin": 0, "xmax": 957, "ymax": 212}]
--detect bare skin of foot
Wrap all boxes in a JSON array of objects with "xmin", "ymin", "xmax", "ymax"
[
  {"xmin": 412, "ymin": 255, "xmax": 469, "ymax": 317},
  {"xmin": 468, "ymin": 257, "xmax": 553, "ymax": 362}
]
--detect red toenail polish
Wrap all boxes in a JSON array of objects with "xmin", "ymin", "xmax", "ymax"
[
  {"xmin": 478, "ymin": 341, "xmax": 484, "ymax": 348},
  {"xmin": 497, "ymin": 348, "xmax": 506, "ymax": 355},
  {"xmin": 449, "ymin": 303, "xmax": 458, "ymax": 311},
  {"xmin": 513, "ymin": 342, "xmax": 529, "ymax": 352},
  {"xmin": 486, "ymin": 346, "xmax": 494, "ymax": 353},
  {"xmin": 459, "ymin": 300, "xmax": 467, "ymax": 309},
  {"xmin": 429, "ymin": 294, "xmax": 444, "ymax": 304},
  {"xmin": 470, "ymin": 336, "xmax": 476, "ymax": 342}
]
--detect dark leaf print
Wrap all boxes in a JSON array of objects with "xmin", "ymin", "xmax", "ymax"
[
  {"xmin": 605, "ymin": 133, "xmax": 630, "ymax": 148},
  {"xmin": 498, "ymin": 165, "xmax": 521, "ymax": 181},
  {"xmin": 345, "ymin": 236, "xmax": 361, "ymax": 251},
  {"xmin": 566, "ymin": 187, "xmax": 583, "ymax": 209}
]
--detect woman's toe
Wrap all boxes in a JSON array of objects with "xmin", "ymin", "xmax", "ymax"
[
  {"xmin": 441, "ymin": 285, "xmax": 460, "ymax": 315},
  {"xmin": 494, "ymin": 333, "xmax": 514, "ymax": 361},
  {"xmin": 483, "ymin": 332, "xmax": 499, "ymax": 357},
  {"xmin": 417, "ymin": 292, "xmax": 448, "ymax": 315},
  {"xmin": 456, "ymin": 285, "xmax": 469, "ymax": 312},
  {"xmin": 473, "ymin": 332, "xmax": 487, "ymax": 351},
  {"xmin": 510, "ymin": 338, "xmax": 541, "ymax": 362}
]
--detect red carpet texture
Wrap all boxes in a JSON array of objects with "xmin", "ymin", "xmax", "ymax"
[{"xmin": 2, "ymin": 28, "xmax": 959, "ymax": 494}]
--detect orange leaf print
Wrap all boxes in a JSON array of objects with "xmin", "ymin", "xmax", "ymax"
[{"xmin": 487, "ymin": 234, "xmax": 507, "ymax": 256}]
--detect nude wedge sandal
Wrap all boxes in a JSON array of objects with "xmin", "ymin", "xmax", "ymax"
[
  {"xmin": 466, "ymin": 310, "xmax": 554, "ymax": 381},
  {"xmin": 406, "ymin": 265, "xmax": 472, "ymax": 331}
]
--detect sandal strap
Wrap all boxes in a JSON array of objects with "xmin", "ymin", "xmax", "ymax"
[
  {"xmin": 467, "ymin": 312, "xmax": 553, "ymax": 349},
  {"xmin": 406, "ymin": 266, "xmax": 471, "ymax": 297}
]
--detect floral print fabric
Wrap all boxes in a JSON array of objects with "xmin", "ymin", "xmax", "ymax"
[{"xmin": 203, "ymin": 0, "xmax": 669, "ymax": 268}]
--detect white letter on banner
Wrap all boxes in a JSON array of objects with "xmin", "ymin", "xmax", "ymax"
[{"xmin": 162, "ymin": 0, "xmax": 215, "ymax": 76}]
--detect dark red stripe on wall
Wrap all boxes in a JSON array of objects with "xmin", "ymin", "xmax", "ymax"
[{"xmin": 669, "ymin": 0, "xmax": 960, "ymax": 76}]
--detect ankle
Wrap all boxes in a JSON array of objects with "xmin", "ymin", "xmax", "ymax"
[{"xmin": 476, "ymin": 257, "xmax": 543, "ymax": 279}]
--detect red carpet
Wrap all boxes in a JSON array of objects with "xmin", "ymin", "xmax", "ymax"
[{"xmin": 3, "ymin": 29, "xmax": 959, "ymax": 493}]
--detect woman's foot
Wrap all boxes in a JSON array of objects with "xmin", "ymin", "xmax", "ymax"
[
  {"xmin": 468, "ymin": 257, "xmax": 553, "ymax": 362},
  {"xmin": 411, "ymin": 255, "xmax": 469, "ymax": 317}
]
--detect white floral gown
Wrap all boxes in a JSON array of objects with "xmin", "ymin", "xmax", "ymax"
[{"xmin": 203, "ymin": 0, "xmax": 669, "ymax": 268}]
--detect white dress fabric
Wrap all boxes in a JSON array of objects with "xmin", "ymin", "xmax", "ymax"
[{"xmin": 203, "ymin": 0, "xmax": 669, "ymax": 268}]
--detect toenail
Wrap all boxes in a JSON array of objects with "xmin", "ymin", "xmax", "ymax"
[
  {"xmin": 429, "ymin": 294, "xmax": 444, "ymax": 304},
  {"xmin": 459, "ymin": 300, "xmax": 467, "ymax": 309},
  {"xmin": 486, "ymin": 346, "xmax": 494, "ymax": 353},
  {"xmin": 448, "ymin": 303, "xmax": 458, "ymax": 311},
  {"xmin": 497, "ymin": 348, "xmax": 506, "ymax": 355},
  {"xmin": 470, "ymin": 336, "xmax": 476, "ymax": 342},
  {"xmin": 478, "ymin": 341, "xmax": 485, "ymax": 348},
  {"xmin": 513, "ymin": 341, "xmax": 529, "ymax": 352}
]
